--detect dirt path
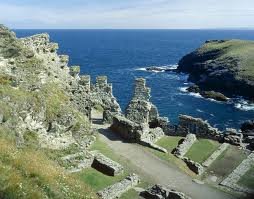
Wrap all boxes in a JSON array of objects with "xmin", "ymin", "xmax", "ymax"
[{"xmin": 91, "ymin": 110, "xmax": 234, "ymax": 199}]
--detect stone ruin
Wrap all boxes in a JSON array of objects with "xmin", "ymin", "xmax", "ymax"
[
  {"xmin": 140, "ymin": 184, "xmax": 192, "ymax": 199},
  {"xmin": 97, "ymin": 173, "xmax": 140, "ymax": 199},
  {"xmin": 175, "ymin": 115, "xmax": 244, "ymax": 146},
  {"xmin": 110, "ymin": 78, "xmax": 167, "ymax": 152}
]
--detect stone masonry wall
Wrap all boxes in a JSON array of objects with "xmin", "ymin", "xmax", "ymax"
[{"xmin": 97, "ymin": 174, "xmax": 140, "ymax": 199}]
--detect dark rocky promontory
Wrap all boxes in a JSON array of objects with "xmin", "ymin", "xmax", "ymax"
[{"xmin": 178, "ymin": 39, "xmax": 254, "ymax": 100}]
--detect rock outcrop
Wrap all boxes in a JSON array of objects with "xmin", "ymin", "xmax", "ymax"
[{"xmin": 178, "ymin": 39, "xmax": 254, "ymax": 100}]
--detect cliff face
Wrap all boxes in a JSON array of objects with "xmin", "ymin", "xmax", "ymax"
[{"xmin": 178, "ymin": 40, "xmax": 254, "ymax": 100}]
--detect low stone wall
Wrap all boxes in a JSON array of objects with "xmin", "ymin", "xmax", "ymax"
[
  {"xmin": 92, "ymin": 152, "xmax": 124, "ymax": 176},
  {"xmin": 173, "ymin": 134, "xmax": 197, "ymax": 158},
  {"xmin": 97, "ymin": 174, "xmax": 140, "ymax": 199},
  {"xmin": 60, "ymin": 151, "xmax": 94, "ymax": 173},
  {"xmin": 176, "ymin": 115, "xmax": 221, "ymax": 140},
  {"xmin": 182, "ymin": 157, "xmax": 204, "ymax": 175},
  {"xmin": 202, "ymin": 143, "xmax": 229, "ymax": 167},
  {"xmin": 140, "ymin": 184, "xmax": 192, "ymax": 199},
  {"xmin": 220, "ymin": 153, "xmax": 254, "ymax": 194}
]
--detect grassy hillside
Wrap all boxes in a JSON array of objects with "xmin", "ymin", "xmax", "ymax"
[
  {"xmin": 0, "ymin": 135, "xmax": 96, "ymax": 199},
  {"xmin": 198, "ymin": 39, "xmax": 254, "ymax": 80},
  {"xmin": 178, "ymin": 39, "xmax": 254, "ymax": 99}
]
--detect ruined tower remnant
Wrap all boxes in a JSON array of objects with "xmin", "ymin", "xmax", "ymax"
[{"xmin": 126, "ymin": 78, "xmax": 158, "ymax": 124}]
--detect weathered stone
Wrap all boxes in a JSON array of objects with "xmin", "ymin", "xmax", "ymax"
[
  {"xmin": 140, "ymin": 184, "xmax": 192, "ymax": 199},
  {"xmin": 202, "ymin": 143, "xmax": 229, "ymax": 167},
  {"xmin": 183, "ymin": 157, "xmax": 204, "ymax": 175},
  {"xmin": 176, "ymin": 115, "xmax": 222, "ymax": 140},
  {"xmin": 223, "ymin": 128, "xmax": 243, "ymax": 146},
  {"xmin": 110, "ymin": 114, "xmax": 144, "ymax": 141},
  {"xmin": 60, "ymin": 151, "xmax": 94, "ymax": 173},
  {"xmin": 92, "ymin": 152, "xmax": 124, "ymax": 176},
  {"xmin": 69, "ymin": 65, "xmax": 80, "ymax": 77},
  {"xmin": 173, "ymin": 134, "xmax": 197, "ymax": 158},
  {"xmin": 97, "ymin": 174, "xmax": 140, "ymax": 199}
]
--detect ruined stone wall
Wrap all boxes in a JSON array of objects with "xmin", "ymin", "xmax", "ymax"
[
  {"xmin": 176, "ymin": 115, "xmax": 221, "ymax": 140},
  {"xmin": 91, "ymin": 76, "xmax": 121, "ymax": 113},
  {"xmin": 126, "ymin": 78, "xmax": 160, "ymax": 125},
  {"xmin": 97, "ymin": 174, "xmax": 140, "ymax": 199}
]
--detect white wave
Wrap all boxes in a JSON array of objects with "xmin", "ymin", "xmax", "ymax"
[
  {"xmin": 179, "ymin": 87, "xmax": 188, "ymax": 93},
  {"xmin": 234, "ymin": 100, "xmax": 254, "ymax": 111},
  {"xmin": 196, "ymin": 109, "xmax": 204, "ymax": 113},
  {"xmin": 135, "ymin": 67, "xmax": 147, "ymax": 71},
  {"xmin": 135, "ymin": 64, "xmax": 178, "ymax": 73}
]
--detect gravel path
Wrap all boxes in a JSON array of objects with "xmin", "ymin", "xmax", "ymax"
[{"xmin": 92, "ymin": 111, "xmax": 235, "ymax": 199}]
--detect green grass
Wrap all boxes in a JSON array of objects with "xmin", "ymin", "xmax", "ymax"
[
  {"xmin": 185, "ymin": 139, "xmax": 220, "ymax": 163},
  {"xmin": 150, "ymin": 136, "xmax": 196, "ymax": 177},
  {"xmin": 77, "ymin": 168, "xmax": 126, "ymax": 191},
  {"xmin": 199, "ymin": 39, "xmax": 254, "ymax": 80},
  {"xmin": 156, "ymin": 135, "xmax": 183, "ymax": 153},
  {"xmin": 238, "ymin": 166, "xmax": 254, "ymax": 189},
  {"xmin": 120, "ymin": 189, "xmax": 139, "ymax": 199},
  {"xmin": 0, "ymin": 137, "xmax": 96, "ymax": 199},
  {"xmin": 205, "ymin": 145, "xmax": 248, "ymax": 182}
]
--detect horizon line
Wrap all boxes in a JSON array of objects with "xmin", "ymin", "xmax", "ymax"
[{"xmin": 12, "ymin": 28, "xmax": 254, "ymax": 31}]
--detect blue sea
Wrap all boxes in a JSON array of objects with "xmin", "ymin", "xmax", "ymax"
[{"xmin": 15, "ymin": 29, "xmax": 254, "ymax": 130}]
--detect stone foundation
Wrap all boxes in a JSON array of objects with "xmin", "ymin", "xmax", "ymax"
[
  {"xmin": 140, "ymin": 184, "xmax": 192, "ymax": 199},
  {"xmin": 202, "ymin": 143, "xmax": 229, "ymax": 167},
  {"xmin": 182, "ymin": 157, "xmax": 204, "ymax": 175},
  {"xmin": 97, "ymin": 174, "xmax": 140, "ymax": 199},
  {"xmin": 220, "ymin": 152, "xmax": 254, "ymax": 194},
  {"xmin": 91, "ymin": 152, "xmax": 124, "ymax": 176}
]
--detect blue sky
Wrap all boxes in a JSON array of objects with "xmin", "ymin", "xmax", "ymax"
[{"xmin": 1, "ymin": 0, "xmax": 254, "ymax": 29}]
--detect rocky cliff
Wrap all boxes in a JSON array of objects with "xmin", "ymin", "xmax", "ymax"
[
  {"xmin": 178, "ymin": 39, "xmax": 254, "ymax": 100},
  {"xmin": 0, "ymin": 24, "xmax": 121, "ymax": 198}
]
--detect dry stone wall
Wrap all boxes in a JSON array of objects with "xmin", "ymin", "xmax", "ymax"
[
  {"xmin": 173, "ymin": 134, "xmax": 197, "ymax": 158},
  {"xmin": 97, "ymin": 174, "xmax": 140, "ymax": 199}
]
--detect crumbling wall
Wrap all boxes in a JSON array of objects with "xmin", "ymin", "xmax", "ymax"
[
  {"xmin": 176, "ymin": 115, "xmax": 221, "ymax": 139},
  {"xmin": 173, "ymin": 134, "xmax": 197, "ymax": 158},
  {"xmin": 97, "ymin": 174, "xmax": 140, "ymax": 199}
]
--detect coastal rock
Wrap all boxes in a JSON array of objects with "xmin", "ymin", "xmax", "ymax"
[
  {"xmin": 187, "ymin": 85, "xmax": 228, "ymax": 102},
  {"xmin": 140, "ymin": 184, "xmax": 192, "ymax": 199},
  {"xmin": 178, "ymin": 39, "xmax": 254, "ymax": 100}
]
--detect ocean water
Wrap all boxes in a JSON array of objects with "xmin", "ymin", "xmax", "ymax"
[{"xmin": 15, "ymin": 29, "xmax": 254, "ymax": 130}]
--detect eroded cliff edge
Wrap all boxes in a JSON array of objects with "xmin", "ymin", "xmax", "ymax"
[{"xmin": 178, "ymin": 39, "xmax": 254, "ymax": 100}]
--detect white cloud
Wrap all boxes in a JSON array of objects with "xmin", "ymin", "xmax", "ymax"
[{"xmin": 0, "ymin": 0, "xmax": 254, "ymax": 29}]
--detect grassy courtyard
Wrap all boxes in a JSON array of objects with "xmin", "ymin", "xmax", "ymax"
[
  {"xmin": 77, "ymin": 168, "xmax": 127, "ymax": 191},
  {"xmin": 205, "ymin": 145, "xmax": 248, "ymax": 182},
  {"xmin": 237, "ymin": 166, "xmax": 254, "ymax": 189},
  {"xmin": 185, "ymin": 139, "xmax": 220, "ymax": 163},
  {"xmin": 151, "ymin": 136, "xmax": 197, "ymax": 177}
]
